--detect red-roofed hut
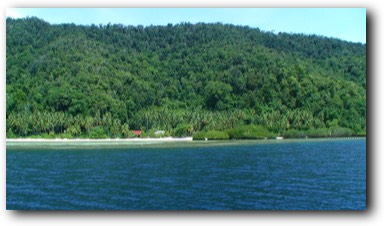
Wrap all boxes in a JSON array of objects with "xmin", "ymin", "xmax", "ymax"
[{"xmin": 132, "ymin": 130, "xmax": 141, "ymax": 137}]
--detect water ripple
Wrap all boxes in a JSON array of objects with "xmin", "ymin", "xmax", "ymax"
[{"xmin": 7, "ymin": 139, "xmax": 366, "ymax": 210}]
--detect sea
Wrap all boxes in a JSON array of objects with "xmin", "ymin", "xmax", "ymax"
[{"xmin": 6, "ymin": 139, "xmax": 366, "ymax": 210}]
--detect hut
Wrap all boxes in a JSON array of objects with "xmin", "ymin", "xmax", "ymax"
[{"xmin": 132, "ymin": 130, "xmax": 142, "ymax": 137}]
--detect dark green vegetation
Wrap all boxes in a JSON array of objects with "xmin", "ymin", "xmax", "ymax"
[
  {"xmin": 193, "ymin": 125, "xmax": 275, "ymax": 140},
  {"xmin": 6, "ymin": 17, "xmax": 366, "ymax": 138}
]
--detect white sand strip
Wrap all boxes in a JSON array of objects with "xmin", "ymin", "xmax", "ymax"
[{"xmin": 6, "ymin": 137, "xmax": 193, "ymax": 143}]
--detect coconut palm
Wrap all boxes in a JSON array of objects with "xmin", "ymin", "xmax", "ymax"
[
  {"xmin": 84, "ymin": 116, "xmax": 94, "ymax": 134},
  {"xmin": 111, "ymin": 118, "xmax": 121, "ymax": 137},
  {"xmin": 121, "ymin": 123, "xmax": 130, "ymax": 138}
]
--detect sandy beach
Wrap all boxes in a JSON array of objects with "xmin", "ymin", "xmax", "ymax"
[{"xmin": 6, "ymin": 137, "xmax": 193, "ymax": 143}]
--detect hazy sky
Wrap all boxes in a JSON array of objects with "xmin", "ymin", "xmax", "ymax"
[{"xmin": 6, "ymin": 8, "xmax": 366, "ymax": 43}]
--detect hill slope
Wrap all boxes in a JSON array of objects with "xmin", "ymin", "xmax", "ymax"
[{"xmin": 6, "ymin": 17, "xmax": 366, "ymax": 138}]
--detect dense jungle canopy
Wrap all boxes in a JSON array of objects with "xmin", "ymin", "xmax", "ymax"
[{"xmin": 6, "ymin": 17, "xmax": 366, "ymax": 138}]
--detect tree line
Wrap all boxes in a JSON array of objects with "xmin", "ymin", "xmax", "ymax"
[{"xmin": 6, "ymin": 17, "xmax": 366, "ymax": 138}]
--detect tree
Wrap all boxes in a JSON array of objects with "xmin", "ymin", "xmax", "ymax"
[
  {"xmin": 6, "ymin": 18, "xmax": 366, "ymax": 138},
  {"xmin": 204, "ymin": 81, "xmax": 233, "ymax": 110}
]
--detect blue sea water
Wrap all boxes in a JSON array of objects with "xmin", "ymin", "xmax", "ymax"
[{"xmin": 6, "ymin": 139, "xmax": 366, "ymax": 210}]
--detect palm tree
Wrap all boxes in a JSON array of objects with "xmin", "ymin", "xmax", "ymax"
[
  {"xmin": 41, "ymin": 112, "xmax": 51, "ymax": 134},
  {"xmin": 111, "ymin": 118, "xmax": 121, "ymax": 138},
  {"xmin": 7, "ymin": 113, "xmax": 16, "ymax": 134},
  {"xmin": 64, "ymin": 114, "xmax": 74, "ymax": 134},
  {"xmin": 56, "ymin": 112, "xmax": 65, "ymax": 134},
  {"xmin": 94, "ymin": 111, "xmax": 101, "ymax": 126},
  {"xmin": 84, "ymin": 116, "xmax": 94, "ymax": 134},
  {"xmin": 50, "ymin": 112, "xmax": 59, "ymax": 134},
  {"xmin": 19, "ymin": 113, "xmax": 29, "ymax": 136},
  {"xmin": 73, "ymin": 115, "xmax": 83, "ymax": 134},
  {"xmin": 102, "ymin": 112, "xmax": 112, "ymax": 136},
  {"xmin": 121, "ymin": 123, "xmax": 130, "ymax": 138},
  {"xmin": 66, "ymin": 124, "xmax": 81, "ymax": 137},
  {"xmin": 32, "ymin": 111, "xmax": 43, "ymax": 134}
]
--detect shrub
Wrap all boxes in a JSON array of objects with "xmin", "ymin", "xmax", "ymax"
[
  {"xmin": 355, "ymin": 129, "xmax": 366, "ymax": 136},
  {"xmin": 60, "ymin": 133, "xmax": 73, "ymax": 139},
  {"xmin": 282, "ymin": 129, "xmax": 307, "ymax": 138},
  {"xmin": 27, "ymin": 133, "xmax": 57, "ymax": 139},
  {"xmin": 173, "ymin": 123, "xmax": 192, "ymax": 137},
  {"xmin": 122, "ymin": 130, "xmax": 137, "ymax": 138},
  {"xmin": 306, "ymin": 128, "xmax": 330, "ymax": 138},
  {"xmin": 330, "ymin": 127, "xmax": 353, "ymax": 137},
  {"xmin": 88, "ymin": 127, "xmax": 108, "ymax": 139},
  {"xmin": 6, "ymin": 130, "xmax": 17, "ymax": 138},
  {"xmin": 193, "ymin": 130, "xmax": 229, "ymax": 140},
  {"xmin": 282, "ymin": 127, "xmax": 354, "ymax": 138},
  {"xmin": 228, "ymin": 125, "xmax": 274, "ymax": 139}
]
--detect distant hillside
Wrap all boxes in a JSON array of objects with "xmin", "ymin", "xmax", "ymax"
[{"xmin": 6, "ymin": 17, "xmax": 366, "ymax": 138}]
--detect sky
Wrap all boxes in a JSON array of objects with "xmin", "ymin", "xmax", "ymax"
[{"xmin": 6, "ymin": 8, "xmax": 366, "ymax": 43}]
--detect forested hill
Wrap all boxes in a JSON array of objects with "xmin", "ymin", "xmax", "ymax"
[{"xmin": 6, "ymin": 17, "xmax": 366, "ymax": 138}]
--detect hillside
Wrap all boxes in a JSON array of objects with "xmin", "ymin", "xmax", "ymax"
[{"xmin": 6, "ymin": 17, "xmax": 366, "ymax": 138}]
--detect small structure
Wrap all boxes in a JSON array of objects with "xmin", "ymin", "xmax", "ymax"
[
  {"xmin": 276, "ymin": 136, "xmax": 284, "ymax": 140},
  {"xmin": 154, "ymin": 130, "xmax": 165, "ymax": 135},
  {"xmin": 132, "ymin": 130, "xmax": 142, "ymax": 137}
]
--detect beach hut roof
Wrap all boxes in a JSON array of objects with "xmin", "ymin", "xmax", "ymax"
[{"xmin": 132, "ymin": 130, "xmax": 141, "ymax": 135}]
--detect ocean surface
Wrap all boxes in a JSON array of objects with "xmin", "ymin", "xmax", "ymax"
[{"xmin": 6, "ymin": 139, "xmax": 366, "ymax": 210}]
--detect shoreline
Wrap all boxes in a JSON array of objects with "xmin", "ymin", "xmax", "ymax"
[
  {"xmin": 6, "ymin": 137, "xmax": 365, "ymax": 150},
  {"xmin": 6, "ymin": 137, "xmax": 193, "ymax": 143},
  {"xmin": 6, "ymin": 136, "xmax": 365, "ymax": 144}
]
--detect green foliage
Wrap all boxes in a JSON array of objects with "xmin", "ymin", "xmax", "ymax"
[
  {"xmin": 59, "ymin": 133, "xmax": 73, "ymax": 139},
  {"xmin": 88, "ymin": 127, "xmax": 108, "ymax": 139},
  {"xmin": 193, "ymin": 131, "xmax": 229, "ymax": 140},
  {"xmin": 227, "ymin": 125, "xmax": 275, "ymax": 139},
  {"xmin": 6, "ymin": 130, "xmax": 17, "ymax": 138},
  {"xmin": 306, "ymin": 128, "xmax": 330, "ymax": 138},
  {"xmin": 355, "ymin": 128, "xmax": 366, "ymax": 136},
  {"xmin": 28, "ymin": 133, "xmax": 57, "ymax": 139},
  {"xmin": 282, "ymin": 129, "xmax": 308, "ymax": 139},
  {"xmin": 330, "ymin": 127, "xmax": 354, "ymax": 137},
  {"xmin": 282, "ymin": 127, "xmax": 353, "ymax": 138},
  {"xmin": 173, "ymin": 123, "xmax": 193, "ymax": 137},
  {"xmin": 121, "ymin": 123, "xmax": 136, "ymax": 138},
  {"xmin": 6, "ymin": 18, "xmax": 366, "ymax": 138},
  {"xmin": 204, "ymin": 81, "xmax": 233, "ymax": 110}
]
